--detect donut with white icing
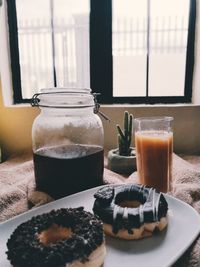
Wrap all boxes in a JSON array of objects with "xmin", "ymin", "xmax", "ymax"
[
  {"xmin": 93, "ymin": 184, "xmax": 168, "ymax": 240},
  {"xmin": 6, "ymin": 207, "xmax": 106, "ymax": 267}
]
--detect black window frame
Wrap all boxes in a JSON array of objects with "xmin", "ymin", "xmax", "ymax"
[{"xmin": 7, "ymin": 0, "xmax": 196, "ymax": 104}]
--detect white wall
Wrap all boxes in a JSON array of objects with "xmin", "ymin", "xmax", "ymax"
[{"xmin": 101, "ymin": 105, "xmax": 200, "ymax": 155}]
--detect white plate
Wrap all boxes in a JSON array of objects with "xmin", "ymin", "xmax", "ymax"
[{"xmin": 0, "ymin": 185, "xmax": 200, "ymax": 267}]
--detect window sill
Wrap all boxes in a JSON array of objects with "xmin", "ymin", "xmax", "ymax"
[
  {"xmin": 2, "ymin": 102, "xmax": 200, "ymax": 109},
  {"xmin": 101, "ymin": 103, "xmax": 200, "ymax": 108}
]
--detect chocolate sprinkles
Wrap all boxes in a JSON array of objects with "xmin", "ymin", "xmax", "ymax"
[{"xmin": 6, "ymin": 207, "xmax": 104, "ymax": 267}]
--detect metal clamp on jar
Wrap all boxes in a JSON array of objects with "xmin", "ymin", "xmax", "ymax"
[{"xmin": 31, "ymin": 88, "xmax": 104, "ymax": 199}]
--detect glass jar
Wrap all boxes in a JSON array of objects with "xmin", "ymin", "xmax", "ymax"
[{"xmin": 31, "ymin": 88, "xmax": 104, "ymax": 199}]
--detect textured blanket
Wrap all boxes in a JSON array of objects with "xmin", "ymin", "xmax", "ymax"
[{"xmin": 0, "ymin": 153, "xmax": 200, "ymax": 266}]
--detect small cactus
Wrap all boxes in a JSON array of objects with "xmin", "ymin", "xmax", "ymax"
[{"xmin": 116, "ymin": 111, "xmax": 133, "ymax": 156}]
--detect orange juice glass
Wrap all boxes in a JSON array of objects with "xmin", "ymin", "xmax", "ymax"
[{"xmin": 134, "ymin": 117, "xmax": 173, "ymax": 192}]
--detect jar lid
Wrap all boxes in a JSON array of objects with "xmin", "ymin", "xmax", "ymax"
[
  {"xmin": 31, "ymin": 88, "xmax": 95, "ymax": 109},
  {"xmin": 31, "ymin": 88, "xmax": 110, "ymax": 121}
]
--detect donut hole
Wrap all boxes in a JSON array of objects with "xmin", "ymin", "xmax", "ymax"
[
  {"xmin": 117, "ymin": 200, "xmax": 142, "ymax": 208},
  {"xmin": 114, "ymin": 190, "xmax": 146, "ymax": 208},
  {"xmin": 38, "ymin": 224, "xmax": 72, "ymax": 246}
]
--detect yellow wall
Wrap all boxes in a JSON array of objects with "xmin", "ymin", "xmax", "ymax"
[{"xmin": 0, "ymin": 81, "xmax": 39, "ymax": 159}]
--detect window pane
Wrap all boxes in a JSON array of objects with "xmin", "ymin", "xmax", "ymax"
[
  {"xmin": 112, "ymin": 0, "xmax": 147, "ymax": 97},
  {"xmin": 53, "ymin": 0, "xmax": 90, "ymax": 88},
  {"xmin": 149, "ymin": 0, "xmax": 190, "ymax": 96},
  {"xmin": 16, "ymin": 0, "xmax": 53, "ymax": 98},
  {"xmin": 16, "ymin": 0, "xmax": 90, "ymax": 98}
]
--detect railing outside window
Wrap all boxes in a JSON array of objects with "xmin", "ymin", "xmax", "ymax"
[{"xmin": 18, "ymin": 15, "xmax": 188, "ymax": 98}]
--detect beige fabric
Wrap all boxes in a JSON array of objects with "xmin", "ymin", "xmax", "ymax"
[
  {"xmin": 0, "ymin": 154, "xmax": 34, "ymax": 222},
  {"xmin": 0, "ymin": 153, "xmax": 200, "ymax": 266},
  {"xmin": 0, "ymin": 154, "xmax": 53, "ymax": 222}
]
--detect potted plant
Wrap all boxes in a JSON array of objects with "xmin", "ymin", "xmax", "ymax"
[{"xmin": 107, "ymin": 111, "xmax": 137, "ymax": 175}]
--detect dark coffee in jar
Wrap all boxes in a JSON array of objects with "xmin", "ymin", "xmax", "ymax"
[{"xmin": 33, "ymin": 144, "xmax": 104, "ymax": 199}]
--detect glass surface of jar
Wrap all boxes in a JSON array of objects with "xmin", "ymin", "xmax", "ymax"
[{"xmin": 31, "ymin": 88, "xmax": 104, "ymax": 199}]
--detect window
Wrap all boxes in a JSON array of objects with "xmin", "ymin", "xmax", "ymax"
[
  {"xmin": 6, "ymin": 0, "xmax": 196, "ymax": 104},
  {"xmin": 6, "ymin": 0, "xmax": 90, "ymax": 102}
]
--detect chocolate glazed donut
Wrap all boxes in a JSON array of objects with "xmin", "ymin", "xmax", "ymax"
[{"xmin": 93, "ymin": 184, "xmax": 168, "ymax": 240}]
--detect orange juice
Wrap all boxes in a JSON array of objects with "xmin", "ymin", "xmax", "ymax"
[{"xmin": 135, "ymin": 130, "xmax": 173, "ymax": 192}]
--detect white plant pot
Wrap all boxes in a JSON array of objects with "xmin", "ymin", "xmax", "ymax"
[{"xmin": 107, "ymin": 148, "xmax": 137, "ymax": 175}]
